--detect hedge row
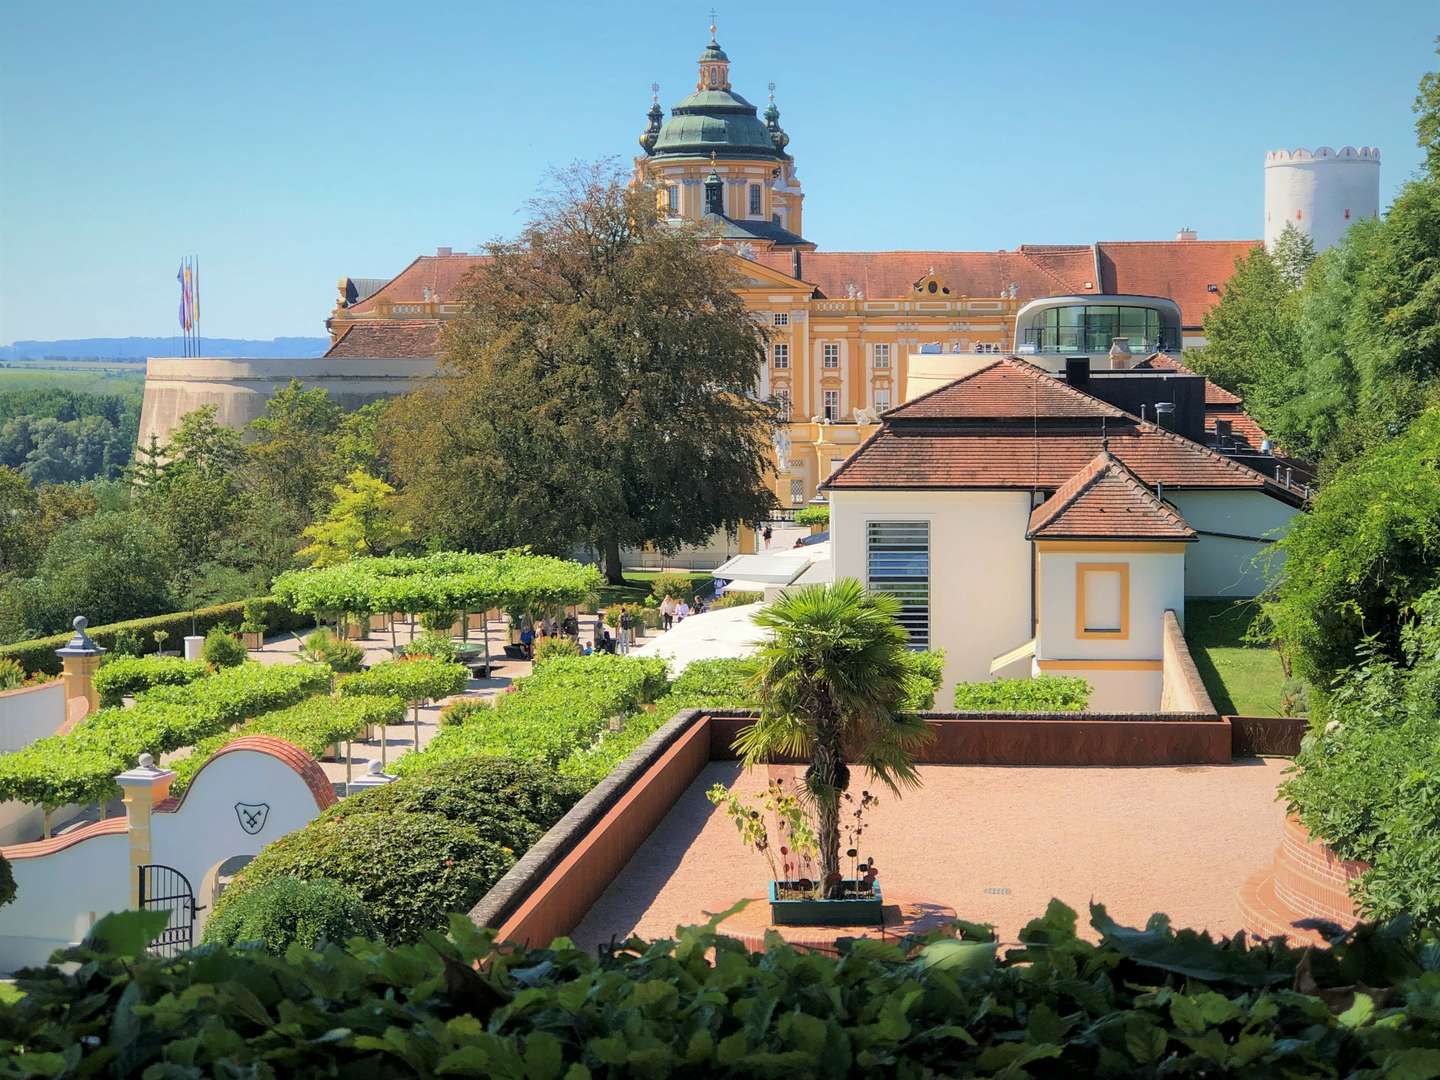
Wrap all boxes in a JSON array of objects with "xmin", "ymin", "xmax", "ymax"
[
  {"xmin": 338, "ymin": 658, "xmax": 470, "ymax": 706},
  {"xmin": 12, "ymin": 901, "xmax": 1440, "ymax": 1076},
  {"xmin": 952, "ymin": 674, "xmax": 1091, "ymax": 712},
  {"xmin": 93, "ymin": 655, "xmax": 209, "ymax": 708},
  {"xmin": 394, "ymin": 654, "xmax": 669, "ymax": 774},
  {"xmin": 0, "ymin": 662, "xmax": 331, "ymax": 809},
  {"xmin": 0, "ymin": 596, "xmax": 309, "ymax": 676},
  {"xmin": 168, "ymin": 693, "xmax": 406, "ymax": 797}
]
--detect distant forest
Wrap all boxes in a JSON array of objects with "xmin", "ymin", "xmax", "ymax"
[
  {"xmin": 0, "ymin": 336, "xmax": 329, "ymax": 360},
  {"xmin": 0, "ymin": 386, "xmax": 140, "ymax": 484}
]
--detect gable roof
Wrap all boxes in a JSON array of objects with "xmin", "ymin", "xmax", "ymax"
[
  {"xmin": 325, "ymin": 320, "xmax": 442, "ymax": 359},
  {"xmin": 885, "ymin": 357, "xmax": 1125, "ymax": 421},
  {"xmin": 1027, "ymin": 451, "xmax": 1197, "ymax": 541},
  {"xmin": 344, "ymin": 254, "xmax": 491, "ymax": 315},
  {"xmin": 1096, "ymin": 240, "xmax": 1257, "ymax": 329}
]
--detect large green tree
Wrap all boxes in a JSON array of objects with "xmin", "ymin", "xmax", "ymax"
[
  {"xmin": 389, "ymin": 162, "xmax": 777, "ymax": 582},
  {"xmin": 246, "ymin": 380, "xmax": 344, "ymax": 528},
  {"xmin": 1417, "ymin": 35, "xmax": 1440, "ymax": 179}
]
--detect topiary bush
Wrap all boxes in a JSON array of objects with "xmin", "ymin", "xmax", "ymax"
[
  {"xmin": 952, "ymin": 675, "xmax": 1090, "ymax": 713},
  {"xmin": 201, "ymin": 627, "xmax": 248, "ymax": 669},
  {"xmin": 338, "ymin": 658, "xmax": 468, "ymax": 707},
  {"xmin": 322, "ymin": 756, "xmax": 585, "ymax": 853},
  {"xmin": 298, "ymin": 628, "xmax": 366, "ymax": 673},
  {"xmin": 221, "ymin": 811, "xmax": 512, "ymax": 943},
  {"xmin": 203, "ymin": 875, "xmax": 378, "ymax": 955},
  {"xmin": 93, "ymin": 655, "xmax": 208, "ymax": 708}
]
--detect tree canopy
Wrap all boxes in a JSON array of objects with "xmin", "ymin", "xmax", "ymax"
[{"xmin": 387, "ymin": 161, "xmax": 777, "ymax": 582}]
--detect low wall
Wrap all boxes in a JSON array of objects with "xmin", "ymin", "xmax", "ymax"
[
  {"xmin": 1230, "ymin": 715, "xmax": 1306, "ymax": 757},
  {"xmin": 472, "ymin": 709, "xmax": 712, "ymax": 949},
  {"xmin": 1161, "ymin": 610, "xmax": 1216, "ymax": 715},
  {"xmin": 475, "ymin": 705, "xmax": 1234, "ymax": 946},
  {"xmin": 0, "ymin": 680, "xmax": 65, "ymax": 753},
  {"xmin": 710, "ymin": 711, "xmax": 1230, "ymax": 767},
  {"xmin": 1239, "ymin": 815, "xmax": 1364, "ymax": 945}
]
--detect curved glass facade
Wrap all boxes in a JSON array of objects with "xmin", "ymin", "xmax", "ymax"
[{"xmin": 1020, "ymin": 304, "xmax": 1175, "ymax": 354}]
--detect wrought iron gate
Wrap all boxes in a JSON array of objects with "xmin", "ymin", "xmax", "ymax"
[{"xmin": 137, "ymin": 863, "xmax": 197, "ymax": 957}]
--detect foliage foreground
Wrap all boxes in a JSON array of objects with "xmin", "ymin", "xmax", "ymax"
[{"xmin": 6, "ymin": 902, "xmax": 1440, "ymax": 1078}]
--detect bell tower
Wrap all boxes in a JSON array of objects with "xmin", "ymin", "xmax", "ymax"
[{"xmin": 698, "ymin": 18, "xmax": 731, "ymax": 91}]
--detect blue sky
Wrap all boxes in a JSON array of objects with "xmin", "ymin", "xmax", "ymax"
[{"xmin": 0, "ymin": 1, "xmax": 1434, "ymax": 343}]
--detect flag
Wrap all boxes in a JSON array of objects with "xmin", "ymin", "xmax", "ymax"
[
  {"xmin": 177, "ymin": 261, "xmax": 187, "ymax": 330},
  {"xmin": 182, "ymin": 260, "xmax": 195, "ymax": 332}
]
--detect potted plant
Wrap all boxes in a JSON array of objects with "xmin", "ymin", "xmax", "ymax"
[
  {"xmin": 728, "ymin": 578, "xmax": 932, "ymax": 925},
  {"xmin": 239, "ymin": 599, "xmax": 267, "ymax": 650}
]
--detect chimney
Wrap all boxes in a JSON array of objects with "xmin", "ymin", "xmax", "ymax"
[
  {"xmin": 1154, "ymin": 402, "xmax": 1176, "ymax": 431},
  {"xmin": 1175, "ymin": 227, "xmax": 1197, "ymax": 241},
  {"xmin": 436, "ymin": 246, "xmax": 453, "ymax": 257},
  {"xmin": 1064, "ymin": 356, "xmax": 1090, "ymax": 389},
  {"xmin": 791, "ymin": 248, "xmax": 803, "ymax": 280}
]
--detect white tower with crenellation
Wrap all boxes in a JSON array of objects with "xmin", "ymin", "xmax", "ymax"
[{"xmin": 1264, "ymin": 145, "xmax": 1381, "ymax": 253}]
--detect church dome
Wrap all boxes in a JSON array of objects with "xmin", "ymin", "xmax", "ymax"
[{"xmin": 651, "ymin": 89, "xmax": 783, "ymax": 159}]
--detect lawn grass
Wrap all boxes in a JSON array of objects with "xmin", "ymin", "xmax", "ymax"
[
  {"xmin": 594, "ymin": 570, "xmax": 713, "ymax": 609},
  {"xmin": 1183, "ymin": 598, "xmax": 1296, "ymax": 717}
]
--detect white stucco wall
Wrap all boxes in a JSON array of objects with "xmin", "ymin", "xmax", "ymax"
[
  {"xmin": 1035, "ymin": 663, "xmax": 1163, "ymax": 713},
  {"xmin": 1168, "ymin": 491, "xmax": 1299, "ymax": 597},
  {"xmin": 1035, "ymin": 550, "xmax": 1186, "ymax": 662},
  {"xmin": 0, "ymin": 681, "xmax": 65, "ymax": 753},
  {"xmin": 0, "ymin": 832, "xmax": 129, "ymax": 972},
  {"xmin": 831, "ymin": 489, "xmax": 1033, "ymax": 696}
]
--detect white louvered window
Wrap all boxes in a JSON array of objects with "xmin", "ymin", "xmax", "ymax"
[{"xmin": 867, "ymin": 521, "xmax": 930, "ymax": 648}]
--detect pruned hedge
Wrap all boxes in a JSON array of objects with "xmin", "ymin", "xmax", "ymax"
[
  {"xmin": 338, "ymin": 658, "xmax": 469, "ymax": 706},
  {"xmin": 11, "ymin": 902, "xmax": 1440, "ymax": 1075},
  {"xmin": 93, "ymin": 655, "xmax": 208, "ymax": 708},
  {"xmin": 0, "ymin": 662, "xmax": 331, "ymax": 809},
  {"xmin": 0, "ymin": 596, "xmax": 308, "ymax": 676},
  {"xmin": 952, "ymin": 674, "xmax": 1091, "ymax": 712}
]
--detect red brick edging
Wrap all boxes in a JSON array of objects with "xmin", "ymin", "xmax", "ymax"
[{"xmin": 1238, "ymin": 815, "xmax": 1365, "ymax": 945}]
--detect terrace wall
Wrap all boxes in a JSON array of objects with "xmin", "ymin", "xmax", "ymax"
[{"xmin": 1161, "ymin": 610, "xmax": 1216, "ymax": 715}]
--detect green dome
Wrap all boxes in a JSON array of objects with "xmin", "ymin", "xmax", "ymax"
[{"xmin": 650, "ymin": 88, "xmax": 785, "ymax": 160}]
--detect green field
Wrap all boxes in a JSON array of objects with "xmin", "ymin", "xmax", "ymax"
[
  {"xmin": 0, "ymin": 364, "xmax": 145, "ymax": 400},
  {"xmin": 1183, "ymin": 598, "xmax": 1297, "ymax": 717}
]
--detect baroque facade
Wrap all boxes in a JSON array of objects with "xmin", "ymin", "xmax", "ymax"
[{"xmin": 324, "ymin": 29, "xmax": 1255, "ymax": 508}]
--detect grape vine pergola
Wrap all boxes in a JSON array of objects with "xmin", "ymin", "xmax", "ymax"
[{"xmin": 272, "ymin": 551, "xmax": 603, "ymax": 669}]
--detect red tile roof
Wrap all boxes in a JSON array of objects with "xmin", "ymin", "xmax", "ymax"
[
  {"xmin": 1097, "ymin": 241, "xmax": 1258, "ymax": 328},
  {"xmin": 177, "ymin": 736, "xmax": 338, "ymax": 811},
  {"xmin": 1, "ymin": 815, "xmax": 127, "ymax": 860},
  {"xmin": 1027, "ymin": 451, "xmax": 1196, "ymax": 541},
  {"xmin": 326, "ymin": 320, "xmax": 442, "ymax": 358},
  {"xmin": 887, "ymin": 358, "xmax": 1125, "ymax": 421},
  {"xmin": 345, "ymin": 254, "xmax": 490, "ymax": 315},
  {"xmin": 753, "ymin": 248, "xmax": 1099, "ymax": 301}
]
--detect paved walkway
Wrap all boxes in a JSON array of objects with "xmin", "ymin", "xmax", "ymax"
[{"xmin": 571, "ymin": 758, "xmax": 1290, "ymax": 950}]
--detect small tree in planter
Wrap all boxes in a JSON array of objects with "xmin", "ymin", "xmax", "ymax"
[
  {"xmin": 238, "ymin": 599, "xmax": 267, "ymax": 651},
  {"xmin": 733, "ymin": 578, "xmax": 931, "ymax": 912}
]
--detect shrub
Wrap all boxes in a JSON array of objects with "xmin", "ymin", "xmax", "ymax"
[
  {"xmin": 0, "ymin": 658, "xmax": 25, "ymax": 691},
  {"xmin": 952, "ymin": 675, "xmax": 1090, "ymax": 713},
  {"xmin": 398, "ymin": 630, "xmax": 460, "ymax": 663},
  {"xmin": 439, "ymin": 697, "xmax": 490, "ymax": 726},
  {"xmin": 650, "ymin": 572, "xmax": 701, "ymax": 602},
  {"xmin": 93, "ymin": 655, "xmax": 208, "ymax": 708},
  {"xmin": 669, "ymin": 657, "xmax": 759, "ymax": 701},
  {"xmin": 899, "ymin": 649, "xmax": 945, "ymax": 710},
  {"xmin": 0, "ymin": 596, "xmax": 308, "ymax": 676},
  {"xmin": 221, "ymin": 812, "xmax": 512, "ymax": 942},
  {"xmin": 420, "ymin": 610, "xmax": 460, "ymax": 632},
  {"xmin": 15, "ymin": 900, "xmax": 1440, "ymax": 1075},
  {"xmin": 239, "ymin": 598, "xmax": 268, "ymax": 635},
  {"xmin": 203, "ymin": 875, "xmax": 378, "ymax": 955},
  {"xmin": 534, "ymin": 636, "xmax": 581, "ymax": 663},
  {"xmin": 201, "ymin": 627, "xmax": 248, "ymax": 669},
  {"xmin": 298, "ymin": 628, "xmax": 366, "ymax": 673},
  {"xmin": 109, "ymin": 628, "xmax": 144, "ymax": 657},
  {"xmin": 399, "ymin": 654, "xmax": 668, "ymax": 773},
  {"xmin": 711, "ymin": 590, "xmax": 763, "ymax": 609},
  {"xmin": 338, "ymin": 658, "xmax": 468, "ymax": 705},
  {"xmin": 794, "ymin": 505, "xmax": 830, "ymax": 527},
  {"xmin": 0, "ymin": 852, "xmax": 13, "ymax": 909},
  {"xmin": 323, "ymin": 756, "xmax": 584, "ymax": 852}
]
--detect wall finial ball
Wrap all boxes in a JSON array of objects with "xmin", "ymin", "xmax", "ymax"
[
  {"xmin": 72, "ymin": 616, "xmax": 87, "ymax": 632},
  {"xmin": 1264, "ymin": 144, "xmax": 1381, "ymax": 254}
]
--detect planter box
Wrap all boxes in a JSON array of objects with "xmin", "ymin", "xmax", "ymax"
[
  {"xmin": 769, "ymin": 879, "xmax": 883, "ymax": 927},
  {"xmin": 240, "ymin": 631, "xmax": 263, "ymax": 650},
  {"xmin": 369, "ymin": 613, "xmax": 389, "ymax": 631}
]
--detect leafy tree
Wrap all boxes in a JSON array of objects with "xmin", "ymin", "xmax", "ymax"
[
  {"xmin": 1271, "ymin": 222, "xmax": 1316, "ymax": 288},
  {"xmin": 1258, "ymin": 408, "xmax": 1440, "ymax": 691},
  {"xmin": 734, "ymin": 579, "xmax": 931, "ymax": 898},
  {"xmin": 0, "ymin": 466, "xmax": 39, "ymax": 578},
  {"xmin": 246, "ymin": 380, "xmax": 343, "ymax": 527},
  {"xmin": 297, "ymin": 470, "xmax": 409, "ymax": 566},
  {"xmin": 388, "ymin": 161, "xmax": 777, "ymax": 582},
  {"xmin": 1417, "ymin": 35, "xmax": 1440, "ymax": 178},
  {"xmin": 332, "ymin": 399, "xmax": 390, "ymax": 479},
  {"xmin": 126, "ymin": 433, "xmax": 166, "ymax": 489},
  {"xmin": 1186, "ymin": 244, "xmax": 1300, "ymax": 432}
]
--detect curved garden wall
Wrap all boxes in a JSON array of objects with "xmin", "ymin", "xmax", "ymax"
[{"xmin": 1239, "ymin": 815, "xmax": 1364, "ymax": 945}]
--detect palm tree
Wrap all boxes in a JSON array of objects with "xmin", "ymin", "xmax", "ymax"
[{"xmin": 735, "ymin": 578, "xmax": 933, "ymax": 899}]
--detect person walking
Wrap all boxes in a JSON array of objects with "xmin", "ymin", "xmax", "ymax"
[
  {"xmin": 660, "ymin": 595, "xmax": 675, "ymax": 630},
  {"xmin": 676, "ymin": 599, "xmax": 691, "ymax": 622},
  {"xmin": 618, "ymin": 607, "xmax": 633, "ymax": 655},
  {"xmin": 762, "ymin": 525, "xmax": 773, "ymax": 549}
]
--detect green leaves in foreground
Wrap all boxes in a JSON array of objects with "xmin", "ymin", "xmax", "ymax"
[{"xmin": 5, "ymin": 902, "xmax": 1440, "ymax": 1077}]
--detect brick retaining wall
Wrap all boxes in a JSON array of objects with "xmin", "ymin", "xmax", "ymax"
[{"xmin": 1238, "ymin": 815, "xmax": 1364, "ymax": 944}]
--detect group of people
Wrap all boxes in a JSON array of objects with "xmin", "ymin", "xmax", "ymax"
[{"xmin": 658, "ymin": 594, "xmax": 706, "ymax": 630}]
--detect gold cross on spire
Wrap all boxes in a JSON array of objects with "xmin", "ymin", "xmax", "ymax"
[{"xmin": 709, "ymin": 8, "xmax": 717, "ymax": 37}]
